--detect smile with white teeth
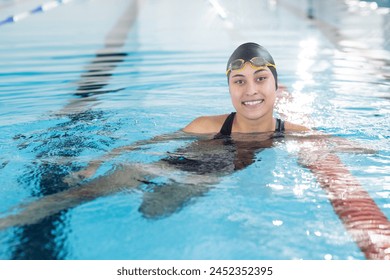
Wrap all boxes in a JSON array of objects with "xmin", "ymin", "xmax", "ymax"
[{"xmin": 242, "ymin": 99, "xmax": 264, "ymax": 106}]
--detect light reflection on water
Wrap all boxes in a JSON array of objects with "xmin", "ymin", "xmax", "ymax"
[{"xmin": 0, "ymin": 0, "xmax": 389, "ymax": 260}]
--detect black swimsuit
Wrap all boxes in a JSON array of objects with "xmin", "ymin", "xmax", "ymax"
[
  {"xmin": 215, "ymin": 112, "xmax": 285, "ymax": 138},
  {"xmin": 162, "ymin": 113, "xmax": 285, "ymax": 175}
]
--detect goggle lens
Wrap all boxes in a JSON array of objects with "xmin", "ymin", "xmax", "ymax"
[{"xmin": 226, "ymin": 57, "xmax": 276, "ymax": 75}]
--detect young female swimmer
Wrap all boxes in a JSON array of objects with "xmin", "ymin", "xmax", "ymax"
[
  {"xmin": 1, "ymin": 43, "xmax": 388, "ymax": 259},
  {"xmin": 183, "ymin": 42, "xmax": 308, "ymax": 135}
]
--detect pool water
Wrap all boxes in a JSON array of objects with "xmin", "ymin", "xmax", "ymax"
[{"xmin": 0, "ymin": 0, "xmax": 389, "ymax": 260}]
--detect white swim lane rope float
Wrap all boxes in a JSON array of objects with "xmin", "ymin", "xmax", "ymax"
[{"xmin": 0, "ymin": 0, "xmax": 75, "ymax": 26}]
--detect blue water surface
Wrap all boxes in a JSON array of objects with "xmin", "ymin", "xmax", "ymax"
[{"xmin": 0, "ymin": 0, "xmax": 389, "ymax": 260}]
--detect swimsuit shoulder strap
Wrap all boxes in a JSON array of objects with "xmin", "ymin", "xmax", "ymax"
[
  {"xmin": 216, "ymin": 112, "xmax": 236, "ymax": 137},
  {"xmin": 215, "ymin": 114, "xmax": 284, "ymax": 138},
  {"xmin": 275, "ymin": 118, "xmax": 285, "ymax": 132}
]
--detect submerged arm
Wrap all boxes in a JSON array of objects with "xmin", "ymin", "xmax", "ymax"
[
  {"xmin": 287, "ymin": 129, "xmax": 376, "ymax": 154},
  {"xmin": 64, "ymin": 130, "xmax": 198, "ymax": 184}
]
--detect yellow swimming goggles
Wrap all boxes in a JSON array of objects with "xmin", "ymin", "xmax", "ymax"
[{"xmin": 226, "ymin": 57, "xmax": 276, "ymax": 76}]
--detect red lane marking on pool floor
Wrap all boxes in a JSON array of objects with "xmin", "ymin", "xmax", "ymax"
[{"xmin": 307, "ymin": 153, "xmax": 390, "ymax": 260}]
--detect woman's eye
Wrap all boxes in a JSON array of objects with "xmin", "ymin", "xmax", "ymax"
[
  {"xmin": 256, "ymin": 76, "xmax": 266, "ymax": 82},
  {"xmin": 234, "ymin": 79, "xmax": 245, "ymax": 85}
]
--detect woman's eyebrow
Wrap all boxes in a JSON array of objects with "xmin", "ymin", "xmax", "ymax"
[
  {"xmin": 231, "ymin": 69, "xmax": 269, "ymax": 78},
  {"xmin": 254, "ymin": 69, "xmax": 268, "ymax": 75},
  {"xmin": 231, "ymin": 74, "xmax": 246, "ymax": 78}
]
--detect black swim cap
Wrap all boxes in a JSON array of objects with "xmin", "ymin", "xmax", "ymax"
[{"xmin": 226, "ymin": 42, "xmax": 278, "ymax": 89}]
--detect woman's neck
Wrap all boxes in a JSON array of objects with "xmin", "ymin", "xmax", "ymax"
[{"xmin": 232, "ymin": 113, "xmax": 275, "ymax": 133}]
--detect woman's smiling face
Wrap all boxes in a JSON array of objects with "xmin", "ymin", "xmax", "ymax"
[{"xmin": 228, "ymin": 63, "xmax": 276, "ymax": 121}]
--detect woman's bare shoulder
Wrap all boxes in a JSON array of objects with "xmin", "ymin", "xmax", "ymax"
[
  {"xmin": 284, "ymin": 121, "xmax": 311, "ymax": 132},
  {"xmin": 182, "ymin": 114, "xmax": 229, "ymax": 134}
]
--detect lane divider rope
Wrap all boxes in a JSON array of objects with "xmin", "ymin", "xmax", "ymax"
[{"xmin": 0, "ymin": 0, "xmax": 74, "ymax": 27}]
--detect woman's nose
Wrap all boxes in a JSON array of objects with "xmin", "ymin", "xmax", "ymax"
[{"xmin": 245, "ymin": 80, "xmax": 258, "ymax": 96}]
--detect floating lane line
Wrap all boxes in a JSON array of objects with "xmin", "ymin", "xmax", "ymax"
[
  {"xmin": 206, "ymin": 0, "xmax": 244, "ymax": 41},
  {"xmin": 0, "ymin": 0, "xmax": 74, "ymax": 27},
  {"xmin": 207, "ymin": 0, "xmax": 227, "ymax": 19}
]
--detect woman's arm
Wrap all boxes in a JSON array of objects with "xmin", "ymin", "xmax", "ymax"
[
  {"xmin": 63, "ymin": 131, "xmax": 196, "ymax": 184},
  {"xmin": 286, "ymin": 129, "xmax": 376, "ymax": 154}
]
